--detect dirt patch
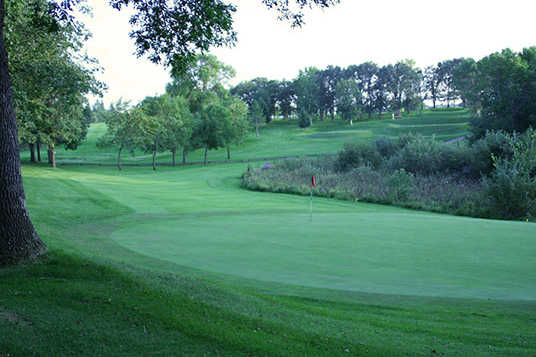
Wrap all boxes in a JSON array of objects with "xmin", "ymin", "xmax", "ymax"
[{"xmin": 0, "ymin": 309, "xmax": 32, "ymax": 327}]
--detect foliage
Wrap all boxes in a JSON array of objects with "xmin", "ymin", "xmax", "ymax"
[
  {"xmin": 388, "ymin": 169, "xmax": 415, "ymax": 202},
  {"xmin": 334, "ymin": 142, "xmax": 381, "ymax": 172},
  {"xmin": 244, "ymin": 128, "xmax": 536, "ymax": 220},
  {"xmin": 6, "ymin": 0, "xmax": 103, "ymax": 157},
  {"xmin": 97, "ymin": 100, "xmax": 150, "ymax": 168},
  {"xmin": 471, "ymin": 48, "xmax": 536, "ymax": 138},
  {"xmin": 483, "ymin": 128, "xmax": 536, "ymax": 219},
  {"xmin": 334, "ymin": 78, "xmax": 362, "ymax": 122}
]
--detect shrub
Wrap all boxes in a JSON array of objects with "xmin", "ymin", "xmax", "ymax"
[
  {"xmin": 388, "ymin": 169, "xmax": 415, "ymax": 202},
  {"xmin": 484, "ymin": 128, "xmax": 536, "ymax": 219},
  {"xmin": 387, "ymin": 135, "xmax": 443, "ymax": 175},
  {"xmin": 335, "ymin": 142, "xmax": 382, "ymax": 172},
  {"xmin": 373, "ymin": 136, "xmax": 398, "ymax": 158},
  {"xmin": 467, "ymin": 130, "xmax": 516, "ymax": 177}
]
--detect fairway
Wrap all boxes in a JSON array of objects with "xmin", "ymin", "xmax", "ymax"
[{"xmin": 24, "ymin": 162, "xmax": 536, "ymax": 301}]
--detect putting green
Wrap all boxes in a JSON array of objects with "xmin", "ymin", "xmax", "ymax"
[{"xmin": 112, "ymin": 209, "xmax": 536, "ymax": 300}]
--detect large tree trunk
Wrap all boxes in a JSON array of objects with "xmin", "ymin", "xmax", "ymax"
[
  {"xmin": 182, "ymin": 150, "xmax": 187, "ymax": 164},
  {"xmin": 36, "ymin": 139, "xmax": 41, "ymax": 162},
  {"xmin": 0, "ymin": 2, "xmax": 47, "ymax": 264},
  {"xmin": 29, "ymin": 143, "xmax": 35, "ymax": 162}
]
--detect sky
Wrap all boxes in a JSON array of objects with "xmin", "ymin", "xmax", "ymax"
[{"xmin": 81, "ymin": 0, "xmax": 536, "ymax": 106}]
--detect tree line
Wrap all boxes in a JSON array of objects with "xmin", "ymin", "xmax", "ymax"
[
  {"xmin": 96, "ymin": 54, "xmax": 249, "ymax": 169},
  {"xmin": 231, "ymin": 47, "xmax": 536, "ymax": 138}
]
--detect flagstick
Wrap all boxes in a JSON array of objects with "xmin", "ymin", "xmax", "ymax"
[{"xmin": 310, "ymin": 189, "xmax": 313, "ymax": 222}]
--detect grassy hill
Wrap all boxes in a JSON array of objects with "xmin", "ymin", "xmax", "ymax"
[
  {"xmin": 4, "ymin": 109, "xmax": 536, "ymax": 356},
  {"xmin": 21, "ymin": 109, "xmax": 471, "ymax": 165}
]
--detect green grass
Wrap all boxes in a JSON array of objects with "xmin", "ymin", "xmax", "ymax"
[
  {"xmin": 20, "ymin": 109, "xmax": 471, "ymax": 165},
  {"xmin": 4, "ymin": 109, "xmax": 536, "ymax": 355}
]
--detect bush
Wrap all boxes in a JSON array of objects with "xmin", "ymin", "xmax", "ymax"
[
  {"xmin": 467, "ymin": 130, "xmax": 516, "ymax": 177},
  {"xmin": 387, "ymin": 135, "xmax": 443, "ymax": 175},
  {"xmin": 388, "ymin": 169, "xmax": 415, "ymax": 202},
  {"xmin": 484, "ymin": 129, "xmax": 536, "ymax": 219},
  {"xmin": 373, "ymin": 136, "xmax": 398, "ymax": 158},
  {"xmin": 335, "ymin": 142, "xmax": 382, "ymax": 172}
]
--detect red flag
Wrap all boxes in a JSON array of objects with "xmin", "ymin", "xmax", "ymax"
[{"xmin": 312, "ymin": 174, "xmax": 316, "ymax": 187}]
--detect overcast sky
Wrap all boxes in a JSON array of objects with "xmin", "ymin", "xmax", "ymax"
[{"xmin": 82, "ymin": 0, "xmax": 536, "ymax": 106}]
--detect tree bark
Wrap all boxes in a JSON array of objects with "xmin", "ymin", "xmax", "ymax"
[
  {"xmin": 182, "ymin": 150, "xmax": 187, "ymax": 164},
  {"xmin": 36, "ymin": 139, "xmax": 41, "ymax": 162},
  {"xmin": 29, "ymin": 143, "xmax": 35, "ymax": 162},
  {"xmin": 48, "ymin": 144, "xmax": 56, "ymax": 168},
  {"xmin": 152, "ymin": 136, "xmax": 158, "ymax": 171},
  {"xmin": 0, "ymin": 1, "xmax": 47, "ymax": 264},
  {"xmin": 204, "ymin": 146, "xmax": 208, "ymax": 165},
  {"xmin": 226, "ymin": 146, "xmax": 230, "ymax": 160},
  {"xmin": 172, "ymin": 148, "xmax": 176, "ymax": 166},
  {"xmin": 117, "ymin": 146, "xmax": 122, "ymax": 171}
]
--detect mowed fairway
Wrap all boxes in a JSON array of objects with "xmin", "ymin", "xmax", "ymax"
[{"xmin": 25, "ymin": 163, "xmax": 536, "ymax": 300}]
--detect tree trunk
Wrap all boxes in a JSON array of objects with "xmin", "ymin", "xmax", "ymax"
[
  {"xmin": 152, "ymin": 135, "xmax": 158, "ymax": 171},
  {"xmin": 47, "ymin": 149, "xmax": 52, "ymax": 164},
  {"xmin": 226, "ymin": 146, "xmax": 230, "ymax": 160},
  {"xmin": 117, "ymin": 146, "xmax": 122, "ymax": 171},
  {"xmin": 48, "ymin": 144, "xmax": 56, "ymax": 168},
  {"xmin": 0, "ymin": 2, "xmax": 47, "ymax": 264},
  {"xmin": 29, "ymin": 143, "xmax": 35, "ymax": 162},
  {"xmin": 182, "ymin": 150, "xmax": 187, "ymax": 164},
  {"xmin": 172, "ymin": 148, "xmax": 176, "ymax": 166},
  {"xmin": 36, "ymin": 139, "xmax": 41, "ymax": 162},
  {"xmin": 204, "ymin": 146, "xmax": 208, "ymax": 165}
]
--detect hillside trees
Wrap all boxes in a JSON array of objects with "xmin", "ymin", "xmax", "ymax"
[
  {"xmin": 223, "ymin": 96, "xmax": 249, "ymax": 160},
  {"xmin": 346, "ymin": 62, "xmax": 378, "ymax": 119},
  {"xmin": 276, "ymin": 80, "xmax": 295, "ymax": 120},
  {"xmin": 335, "ymin": 78, "xmax": 361, "ymax": 125},
  {"xmin": 97, "ymin": 101, "xmax": 148, "ymax": 170},
  {"xmin": 423, "ymin": 65, "xmax": 442, "ymax": 109},
  {"xmin": 195, "ymin": 101, "xmax": 231, "ymax": 164},
  {"xmin": 316, "ymin": 65, "xmax": 341, "ymax": 120},
  {"xmin": 471, "ymin": 48, "xmax": 536, "ymax": 138},
  {"xmin": 451, "ymin": 58, "xmax": 478, "ymax": 110},
  {"xmin": 294, "ymin": 67, "xmax": 319, "ymax": 127}
]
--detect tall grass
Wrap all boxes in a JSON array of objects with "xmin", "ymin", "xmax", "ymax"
[{"xmin": 243, "ymin": 131, "xmax": 536, "ymax": 220}]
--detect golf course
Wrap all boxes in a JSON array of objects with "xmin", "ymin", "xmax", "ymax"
[{"xmin": 2, "ymin": 110, "xmax": 535, "ymax": 356}]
